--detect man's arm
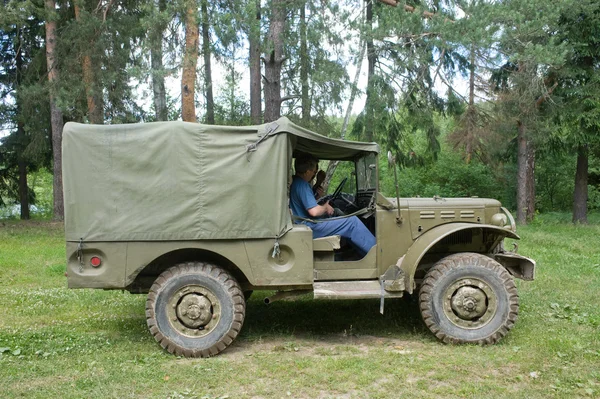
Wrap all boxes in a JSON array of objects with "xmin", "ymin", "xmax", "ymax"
[{"xmin": 308, "ymin": 201, "xmax": 334, "ymax": 217}]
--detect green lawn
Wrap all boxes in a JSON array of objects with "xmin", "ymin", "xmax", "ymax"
[{"xmin": 0, "ymin": 216, "xmax": 599, "ymax": 398}]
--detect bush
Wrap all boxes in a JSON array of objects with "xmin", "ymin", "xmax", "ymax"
[{"xmin": 380, "ymin": 149, "xmax": 506, "ymax": 203}]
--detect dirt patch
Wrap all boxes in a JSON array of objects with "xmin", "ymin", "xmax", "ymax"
[{"xmin": 221, "ymin": 333, "xmax": 426, "ymax": 360}]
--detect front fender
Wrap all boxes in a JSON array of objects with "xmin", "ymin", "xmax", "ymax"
[{"xmin": 399, "ymin": 223, "xmax": 519, "ymax": 294}]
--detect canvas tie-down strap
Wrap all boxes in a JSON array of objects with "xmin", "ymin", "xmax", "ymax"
[
  {"xmin": 271, "ymin": 225, "xmax": 292, "ymax": 260},
  {"xmin": 246, "ymin": 122, "xmax": 279, "ymax": 161}
]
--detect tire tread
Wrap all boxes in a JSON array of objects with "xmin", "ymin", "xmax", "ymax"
[
  {"xmin": 419, "ymin": 252, "xmax": 519, "ymax": 345},
  {"xmin": 146, "ymin": 262, "xmax": 245, "ymax": 358}
]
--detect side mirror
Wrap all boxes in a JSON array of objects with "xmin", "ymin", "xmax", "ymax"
[{"xmin": 387, "ymin": 151, "xmax": 396, "ymax": 167}]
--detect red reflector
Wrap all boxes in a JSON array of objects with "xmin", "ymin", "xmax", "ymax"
[{"xmin": 90, "ymin": 256, "xmax": 102, "ymax": 267}]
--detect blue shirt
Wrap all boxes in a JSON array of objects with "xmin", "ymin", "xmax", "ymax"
[{"xmin": 290, "ymin": 175, "xmax": 318, "ymax": 221}]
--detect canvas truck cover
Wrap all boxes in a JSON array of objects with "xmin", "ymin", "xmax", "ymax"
[{"xmin": 62, "ymin": 117, "xmax": 379, "ymax": 242}]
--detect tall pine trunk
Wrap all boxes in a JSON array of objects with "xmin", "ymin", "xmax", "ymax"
[
  {"xmin": 263, "ymin": 0, "xmax": 285, "ymax": 123},
  {"xmin": 300, "ymin": 2, "xmax": 309, "ymax": 124},
  {"xmin": 364, "ymin": 0, "xmax": 375, "ymax": 142},
  {"xmin": 466, "ymin": 44, "xmax": 475, "ymax": 164},
  {"xmin": 150, "ymin": 0, "xmax": 168, "ymax": 121},
  {"xmin": 526, "ymin": 142, "xmax": 536, "ymax": 222},
  {"xmin": 181, "ymin": 0, "xmax": 199, "ymax": 122},
  {"xmin": 516, "ymin": 122, "xmax": 536, "ymax": 224},
  {"xmin": 323, "ymin": 41, "xmax": 366, "ymax": 191},
  {"xmin": 17, "ymin": 123, "xmax": 30, "ymax": 221},
  {"xmin": 45, "ymin": 0, "xmax": 65, "ymax": 220},
  {"xmin": 249, "ymin": 0, "xmax": 261, "ymax": 124},
  {"xmin": 201, "ymin": 0, "xmax": 214, "ymax": 124},
  {"xmin": 15, "ymin": 35, "xmax": 29, "ymax": 220},
  {"xmin": 74, "ymin": 3, "xmax": 103, "ymax": 124},
  {"xmin": 572, "ymin": 144, "xmax": 588, "ymax": 224},
  {"xmin": 516, "ymin": 121, "xmax": 528, "ymax": 224}
]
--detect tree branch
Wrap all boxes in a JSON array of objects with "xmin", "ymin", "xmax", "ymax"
[
  {"xmin": 535, "ymin": 81, "xmax": 558, "ymax": 108},
  {"xmin": 432, "ymin": 48, "xmax": 445, "ymax": 86},
  {"xmin": 378, "ymin": 1, "xmax": 454, "ymax": 21},
  {"xmin": 279, "ymin": 94, "xmax": 301, "ymax": 103}
]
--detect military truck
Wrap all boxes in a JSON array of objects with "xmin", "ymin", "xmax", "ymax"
[{"xmin": 62, "ymin": 117, "xmax": 535, "ymax": 357}]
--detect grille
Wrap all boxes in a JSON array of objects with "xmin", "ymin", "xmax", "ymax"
[{"xmin": 439, "ymin": 230, "xmax": 473, "ymax": 246}]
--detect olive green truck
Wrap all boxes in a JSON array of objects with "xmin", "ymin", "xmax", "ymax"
[{"xmin": 62, "ymin": 118, "xmax": 535, "ymax": 357}]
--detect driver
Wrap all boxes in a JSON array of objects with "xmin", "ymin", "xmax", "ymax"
[{"xmin": 290, "ymin": 154, "xmax": 376, "ymax": 257}]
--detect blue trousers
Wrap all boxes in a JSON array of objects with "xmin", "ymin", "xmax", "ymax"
[{"xmin": 307, "ymin": 216, "xmax": 376, "ymax": 256}]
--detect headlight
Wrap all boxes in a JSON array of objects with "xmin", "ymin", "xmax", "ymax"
[{"xmin": 491, "ymin": 213, "xmax": 508, "ymax": 227}]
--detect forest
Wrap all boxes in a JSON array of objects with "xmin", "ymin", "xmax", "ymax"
[{"xmin": 0, "ymin": 0, "xmax": 598, "ymax": 224}]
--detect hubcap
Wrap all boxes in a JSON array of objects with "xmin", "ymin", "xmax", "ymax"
[
  {"xmin": 443, "ymin": 278, "xmax": 497, "ymax": 329},
  {"xmin": 451, "ymin": 286, "xmax": 487, "ymax": 320},
  {"xmin": 177, "ymin": 294, "xmax": 213, "ymax": 328},
  {"xmin": 166, "ymin": 285, "xmax": 221, "ymax": 338}
]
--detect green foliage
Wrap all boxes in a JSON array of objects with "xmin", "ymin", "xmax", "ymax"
[
  {"xmin": 380, "ymin": 143, "xmax": 505, "ymax": 202},
  {"xmin": 535, "ymin": 152, "xmax": 576, "ymax": 212}
]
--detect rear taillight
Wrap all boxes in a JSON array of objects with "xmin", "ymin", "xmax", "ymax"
[{"xmin": 90, "ymin": 256, "xmax": 102, "ymax": 267}]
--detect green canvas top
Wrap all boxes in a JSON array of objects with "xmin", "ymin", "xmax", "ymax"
[{"xmin": 62, "ymin": 117, "xmax": 379, "ymax": 242}]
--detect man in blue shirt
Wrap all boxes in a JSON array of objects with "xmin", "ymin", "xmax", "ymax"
[{"xmin": 290, "ymin": 154, "xmax": 376, "ymax": 257}]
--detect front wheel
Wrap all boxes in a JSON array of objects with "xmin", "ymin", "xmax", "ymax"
[
  {"xmin": 146, "ymin": 262, "xmax": 245, "ymax": 357},
  {"xmin": 419, "ymin": 253, "xmax": 519, "ymax": 345}
]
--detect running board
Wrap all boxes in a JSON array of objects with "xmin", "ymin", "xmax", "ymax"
[{"xmin": 313, "ymin": 281, "xmax": 404, "ymax": 300}]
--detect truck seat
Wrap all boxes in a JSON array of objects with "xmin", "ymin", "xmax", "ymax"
[{"xmin": 313, "ymin": 235, "xmax": 341, "ymax": 251}]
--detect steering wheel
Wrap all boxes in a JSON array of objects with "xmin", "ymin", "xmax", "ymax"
[{"xmin": 330, "ymin": 177, "xmax": 348, "ymax": 201}]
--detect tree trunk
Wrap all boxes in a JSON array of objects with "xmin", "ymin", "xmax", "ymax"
[
  {"xmin": 263, "ymin": 0, "xmax": 286, "ymax": 123},
  {"xmin": 229, "ymin": 58, "xmax": 236, "ymax": 119},
  {"xmin": 18, "ymin": 151, "xmax": 30, "ymax": 220},
  {"xmin": 323, "ymin": 41, "xmax": 366, "ymax": 192},
  {"xmin": 74, "ymin": 3, "xmax": 103, "ymax": 124},
  {"xmin": 45, "ymin": 0, "xmax": 65, "ymax": 220},
  {"xmin": 300, "ymin": 2, "xmax": 309, "ymax": 124},
  {"xmin": 249, "ymin": 0, "xmax": 261, "ymax": 124},
  {"xmin": 150, "ymin": 0, "xmax": 168, "ymax": 121},
  {"xmin": 572, "ymin": 144, "xmax": 588, "ymax": 224},
  {"xmin": 201, "ymin": 0, "xmax": 214, "ymax": 124},
  {"xmin": 466, "ymin": 44, "xmax": 475, "ymax": 164},
  {"xmin": 181, "ymin": 0, "xmax": 199, "ymax": 122},
  {"xmin": 525, "ymin": 141, "xmax": 536, "ymax": 222},
  {"xmin": 364, "ymin": 0, "xmax": 375, "ymax": 142},
  {"xmin": 14, "ymin": 33, "xmax": 29, "ymax": 220},
  {"xmin": 516, "ymin": 121, "xmax": 528, "ymax": 224}
]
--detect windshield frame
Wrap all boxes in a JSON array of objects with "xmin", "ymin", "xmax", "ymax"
[{"xmin": 355, "ymin": 153, "xmax": 378, "ymax": 193}]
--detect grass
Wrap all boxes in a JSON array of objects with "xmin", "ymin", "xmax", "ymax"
[{"xmin": 0, "ymin": 215, "xmax": 599, "ymax": 398}]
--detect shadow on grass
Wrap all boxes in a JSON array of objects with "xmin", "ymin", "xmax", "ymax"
[
  {"xmin": 74, "ymin": 291, "xmax": 430, "ymax": 351},
  {"xmin": 241, "ymin": 292, "xmax": 428, "ymax": 342}
]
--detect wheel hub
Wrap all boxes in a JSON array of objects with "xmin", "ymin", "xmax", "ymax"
[
  {"xmin": 451, "ymin": 286, "xmax": 487, "ymax": 320},
  {"xmin": 177, "ymin": 294, "xmax": 212, "ymax": 328},
  {"xmin": 166, "ymin": 285, "xmax": 221, "ymax": 338},
  {"xmin": 443, "ymin": 278, "xmax": 497, "ymax": 329}
]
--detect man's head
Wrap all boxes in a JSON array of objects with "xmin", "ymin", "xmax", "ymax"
[{"xmin": 295, "ymin": 154, "xmax": 318, "ymax": 181}]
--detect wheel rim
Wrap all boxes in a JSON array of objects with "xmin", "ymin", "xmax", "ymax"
[
  {"xmin": 442, "ymin": 277, "xmax": 497, "ymax": 329},
  {"xmin": 166, "ymin": 284, "xmax": 221, "ymax": 338}
]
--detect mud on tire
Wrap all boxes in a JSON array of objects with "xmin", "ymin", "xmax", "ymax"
[
  {"xmin": 419, "ymin": 253, "xmax": 519, "ymax": 345},
  {"xmin": 146, "ymin": 262, "xmax": 245, "ymax": 357}
]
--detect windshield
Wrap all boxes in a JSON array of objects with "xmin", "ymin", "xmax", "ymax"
[{"xmin": 356, "ymin": 153, "xmax": 377, "ymax": 191}]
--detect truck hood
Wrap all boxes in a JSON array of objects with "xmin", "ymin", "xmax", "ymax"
[{"xmin": 385, "ymin": 197, "xmax": 502, "ymax": 209}]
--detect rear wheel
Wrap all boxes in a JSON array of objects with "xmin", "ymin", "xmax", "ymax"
[
  {"xmin": 419, "ymin": 253, "xmax": 518, "ymax": 344},
  {"xmin": 146, "ymin": 262, "xmax": 245, "ymax": 357}
]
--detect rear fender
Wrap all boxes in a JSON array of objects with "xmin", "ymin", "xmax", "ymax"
[{"xmin": 399, "ymin": 223, "xmax": 520, "ymax": 294}]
